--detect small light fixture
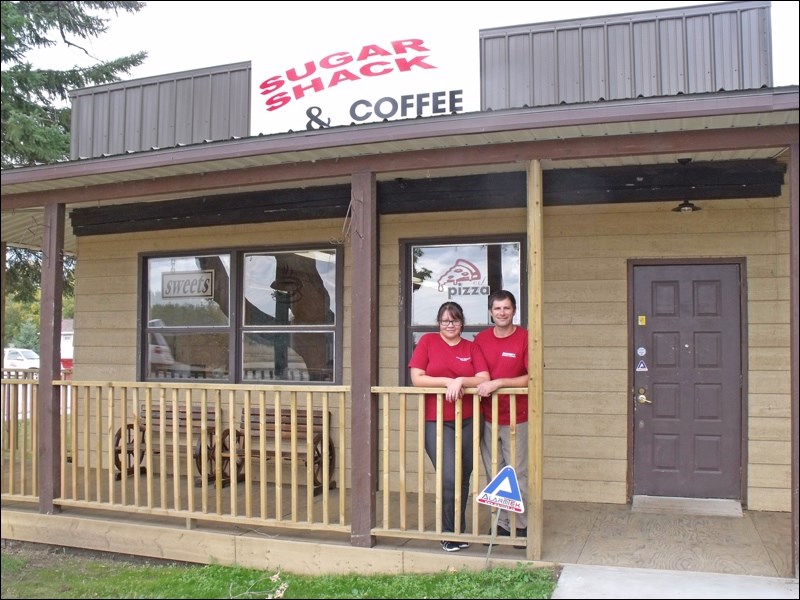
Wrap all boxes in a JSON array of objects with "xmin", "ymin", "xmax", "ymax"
[{"xmin": 672, "ymin": 200, "xmax": 701, "ymax": 213}]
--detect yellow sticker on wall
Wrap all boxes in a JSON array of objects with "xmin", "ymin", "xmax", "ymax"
[{"xmin": 638, "ymin": 315, "xmax": 646, "ymax": 326}]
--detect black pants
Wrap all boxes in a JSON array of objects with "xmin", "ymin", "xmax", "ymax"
[{"xmin": 424, "ymin": 418, "xmax": 474, "ymax": 534}]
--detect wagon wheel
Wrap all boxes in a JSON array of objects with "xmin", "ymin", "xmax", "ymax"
[
  {"xmin": 220, "ymin": 428, "xmax": 246, "ymax": 483},
  {"xmin": 312, "ymin": 434, "xmax": 336, "ymax": 491},
  {"xmin": 193, "ymin": 428, "xmax": 216, "ymax": 484},
  {"xmin": 113, "ymin": 424, "xmax": 145, "ymax": 479}
]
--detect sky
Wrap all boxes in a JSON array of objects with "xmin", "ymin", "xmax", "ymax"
[{"xmin": 28, "ymin": 1, "xmax": 800, "ymax": 136}]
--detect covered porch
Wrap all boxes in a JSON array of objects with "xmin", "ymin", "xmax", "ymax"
[{"xmin": 1, "ymin": 374, "xmax": 794, "ymax": 577}]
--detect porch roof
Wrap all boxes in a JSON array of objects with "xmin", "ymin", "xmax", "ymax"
[{"xmin": 1, "ymin": 85, "xmax": 798, "ymax": 254}]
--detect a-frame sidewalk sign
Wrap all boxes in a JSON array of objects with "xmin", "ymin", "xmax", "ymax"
[{"xmin": 477, "ymin": 465, "xmax": 525, "ymax": 513}]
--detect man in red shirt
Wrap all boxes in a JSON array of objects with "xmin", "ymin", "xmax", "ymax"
[{"xmin": 473, "ymin": 290, "xmax": 529, "ymax": 547}]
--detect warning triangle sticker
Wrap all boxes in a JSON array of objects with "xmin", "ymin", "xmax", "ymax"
[{"xmin": 477, "ymin": 465, "xmax": 525, "ymax": 513}]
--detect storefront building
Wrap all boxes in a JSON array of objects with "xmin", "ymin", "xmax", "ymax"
[{"xmin": 2, "ymin": 1, "xmax": 798, "ymax": 577}]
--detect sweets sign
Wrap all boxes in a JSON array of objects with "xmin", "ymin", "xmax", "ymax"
[{"xmin": 252, "ymin": 36, "xmax": 469, "ymax": 133}]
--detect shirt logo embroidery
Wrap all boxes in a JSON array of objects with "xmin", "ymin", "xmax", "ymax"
[
  {"xmin": 502, "ymin": 352, "xmax": 517, "ymax": 358},
  {"xmin": 457, "ymin": 356, "xmax": 472, "ymax": 362}
]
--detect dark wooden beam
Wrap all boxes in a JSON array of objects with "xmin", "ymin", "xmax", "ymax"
[
  {"xmin": 71, "ymin": 185, "xmax": 352, "ymax": 235},
  {"xmin": 69, "ymin": 160, "xmax": 786, "ymax": 237}
]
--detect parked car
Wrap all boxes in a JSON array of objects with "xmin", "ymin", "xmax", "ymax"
[
  {"xmin": 148, "ymin": 320, "xmax": 176, "ymax": 369},
  {"xmin": 61, "ymin": 330, "xmax": 74, "ymax": 370},
  {"xmin": 3, "ymin": 348, "xmax": 41, "ymax": 369},
  {"xmin": 149, "ymin": 332, "xmax": 176, "ymax": 368}
]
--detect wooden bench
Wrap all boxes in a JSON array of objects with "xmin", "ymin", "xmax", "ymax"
[
  {"xmin": 113, "ymin": 405, "xmax": 217, "ymax": 484},
  {"xmin": 225, "ymin": 406, "xmax": 336, "ymax": 494}
]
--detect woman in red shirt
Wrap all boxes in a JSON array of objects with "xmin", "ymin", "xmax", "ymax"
[{"xmin": 408, "ymin": 301, "xmax": 489, "ymax": 552}]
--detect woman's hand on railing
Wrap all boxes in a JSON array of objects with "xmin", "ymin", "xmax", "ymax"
[{"xmin": 444, "ymin": 378, "xmax": 465, "ymax": 402}]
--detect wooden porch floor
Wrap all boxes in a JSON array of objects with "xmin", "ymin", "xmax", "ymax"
[{"xmin": 2, "ymin": 491, "xmax": 792, "ymax": 578}]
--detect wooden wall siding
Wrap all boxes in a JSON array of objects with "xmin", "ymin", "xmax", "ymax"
[
  {"xmin": 75, "ymin": 219, "xmax": 346, "ymax": 381},
  {"xmin": 73, "ymin": 194, "xmax": 791, "ymax": 512},
  {"xmin": 379, "ymin": 195, "xmax": 791, "ymax": 511},
  {"xmin": 541, "ymin": 196, "xmax": 790, "ymax": 511}
]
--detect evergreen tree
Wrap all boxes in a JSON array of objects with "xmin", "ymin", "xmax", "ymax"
[
  {"xmin": 4, "ymin": 246, "xmax": 75, "ymax": 303},
  {"xmin": 17, "ymin": 320, "xmax": 41, "ymax": 351},
  {"xmin": 2, "ymin": 1, "xmax": 147, "ymax": 307},
  {"xmin": 1, "ymin": 0, "xmax": 147, "ymax": 167}
]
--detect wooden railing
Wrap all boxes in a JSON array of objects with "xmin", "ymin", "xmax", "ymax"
[
  {"xmin": 2, "ymin": 377, "xmax": 348, "ymax": 535},
  {"xmin": 4, "ymin": 375, "xmax": 528, "ymax": 548},
  {"xmin": 372, "ymin": 386, "xmax": 529, "ymax": 549},
  {"xmin": 1, "ymin": 372, "xmax": 39, "ymax": 501}
]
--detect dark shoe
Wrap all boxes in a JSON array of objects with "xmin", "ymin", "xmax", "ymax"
[
  {"xmin": 483, "ymin": 525, "xmax": 510, "ymax": 546},
  {"xmin": 457, "ymin": 541, "xmax": 471, "ymax": 549},
  {"xmin": 441, "ymin": 540, "xmax": 462, "ymax": 552}
]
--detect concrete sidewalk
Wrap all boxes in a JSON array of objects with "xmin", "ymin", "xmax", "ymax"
[{"xmin": 551, "ymin": 564, "xmax": 799, "ymax": 599}]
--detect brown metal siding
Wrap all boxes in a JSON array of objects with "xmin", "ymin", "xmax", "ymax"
[
  {"xmin": 509, "ymin": 34, "xmax": 531, "ymax": 107},
  {"xmin": 558, "ymin": 28, "xmax": 581, "ymax": 104},
  {"xmin": 480, "ymin": 35, "xmax": 507, "ymax": 110},
  {"xmin": 634, "ymin": 21, "xmax": 659, "ymax": 99},
  {"xmin": 582, "ymin": 25, "xmax": 606, "ymax": 102},
  {"xmin": 480, "ymin": 0, "xmax": 772, "ymax": 110},
  {"xmin": 532, "ymin": 31, "xmax": 557, "ymax": 106},
  {"xmin": 69, "ymin": 62, "xmax": 251, "ymax": 159},
  {"xmin": 660, "ymin": 16, "xmax": 689, "ymax": 95},
  {"xmin": 608, "ymin": 23, "xmax": 633, "ymax": 101}
]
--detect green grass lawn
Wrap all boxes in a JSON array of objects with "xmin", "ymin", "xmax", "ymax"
[{"xmin": 1, "ymin": 543, "xmax": 557, "ymax": 599}]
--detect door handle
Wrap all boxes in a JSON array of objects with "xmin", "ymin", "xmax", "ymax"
[{"xmin": 635, "ymin": 387, "xmax": 651, "ymax": 405}]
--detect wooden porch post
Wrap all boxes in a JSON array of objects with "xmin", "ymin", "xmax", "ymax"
[
  {"xmin": 1, "ymin": 241, "xmax": 5, "ymax": 346},
  {"xmin": 38, "ymin": 202, "xmax": 65, "ymax": 514},
  {"xmin": 789, "ymin": 142, "xmax": 799, "ymax": 579},
  {"xmin": 526, "ymin": 159, "xmax": 544, "ymax": 560},
  {"xmin": 350, "ymin": 171, "xmax": 378, "ymax": 547}
]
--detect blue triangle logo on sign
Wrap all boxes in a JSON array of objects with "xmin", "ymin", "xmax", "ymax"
[{"xmin": 477, "ymin": 465, "xmax": 525, "ymax": 513}]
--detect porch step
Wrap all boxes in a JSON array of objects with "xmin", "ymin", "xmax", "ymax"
[{"xmin": 631, "ymin": 495, "xmax": 743, "ymax": 518}]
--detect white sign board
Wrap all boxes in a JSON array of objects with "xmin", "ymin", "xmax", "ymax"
[
  {"xmin": 477, "ymin": 465, "xmax": 525, "ymax": 513},
  {"xmin": 251, "ymin": 27, "xmax": 475, "ymax": 135}
]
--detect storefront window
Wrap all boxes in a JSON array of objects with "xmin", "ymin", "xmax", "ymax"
[
  {"xmin": 405, "ymin": 238, "xmax": 524, "ymax": 379},
  {"xmin": 143, "ymin": 248, "xmax": 338, "ymax": 382},
  {"xmin": 242, "ymin": 250, "xmax": 336, "ymax": 382},
  {"xmin": 147, "ymin": 255, "xmax": 231, "ymax": 326}
]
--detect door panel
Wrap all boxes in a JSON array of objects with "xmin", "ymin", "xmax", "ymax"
[{"xmin": 633, "ymin": 263, "xmax": 742, "ymax": 499}]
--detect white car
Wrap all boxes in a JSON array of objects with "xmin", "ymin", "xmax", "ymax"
[
  {"xmin": 3, "ymin": 348, "xmax": 41, "ymax": 369},
  {"xmin": 149, "ymin": 331, "xmax": 176, "ymax": 367},
  {"xmin": 147, "ymin": 320, "xmax": 175, "ymax": 369}
]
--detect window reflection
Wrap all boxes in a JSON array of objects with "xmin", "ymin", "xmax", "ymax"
[
  {"xmin": 147, "ymin": 332, "xmax": 230, "ymax": 380},
  {"xmin": 243, "ymin": 250, "xmax": 336, "ymax": 382},
  {"xmin": 243, "ymin": 332, "xmax": 334, "ymax": 382},
  {"xmin": 148, "ymin": 255, "xmax": 231, "ymax": 326},
  {"xmin": 144, "ymin": 249, "xmax": 338, "ymax": 383},
  {"xmin": 410, "ymin": 242, "xmax": 522, "ymax": 326},
  {"xmin": 243, "ymin": 250, "xmax": 336, "ymax": 325},
  {"xmin": 405, "ymin": 239, "xmax": 523, "ymax": 386}
]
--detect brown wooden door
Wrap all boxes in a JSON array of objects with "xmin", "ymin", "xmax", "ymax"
[{"xmin": 632, "ymin": 263, "xmax": 742, "ymax": 499}]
